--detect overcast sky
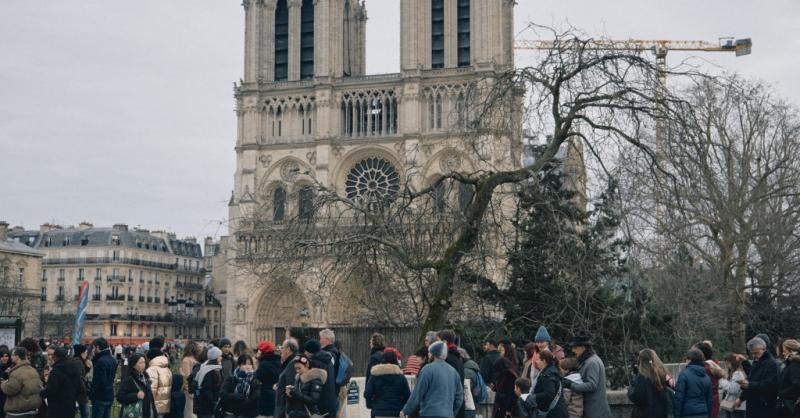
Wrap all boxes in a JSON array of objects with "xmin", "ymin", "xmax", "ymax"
[{"xmin": 1, "ymin": 0, "xmax": 798, "ymax": 240}]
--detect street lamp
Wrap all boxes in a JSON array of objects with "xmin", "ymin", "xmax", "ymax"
[{"xmin": 186, "ymin": 298, "xmax": 195, "ymax": 339}]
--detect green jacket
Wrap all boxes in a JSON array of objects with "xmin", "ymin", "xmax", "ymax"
[{"xmin": 1, "ymin": 360, "xmax": 43, "ymax": 413}]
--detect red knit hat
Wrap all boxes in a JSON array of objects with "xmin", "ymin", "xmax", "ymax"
[
  {"xmin": 258, "ymin": 341, "xmax": 275, "ymax": 354},
  {"xmin": 384, "ymin": 347, "xmax": 402, "ymax": 362}
]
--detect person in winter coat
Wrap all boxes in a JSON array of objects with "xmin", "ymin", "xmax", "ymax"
[
  {"xmin": 561, "ymin": 336, "xmax": 611, "ymax": 418},
  {"xmin": 400, "ymin": 342, "xmax": 463, "ymax": 418},
  {"xmin": 627, "ymin": 349, "xmax": 670, "ymax": 418},
  {"xmin": 168, "ymin": 375, "xmax": 186, "ymax": 418},
  {"xmin": 533, "ymin": 327, "xmax": 565, "ymax": 362},
  {"xmin": 674, "ymin": 348, "xmax": 712, "ymax": 418},
  {"xmin": 285, "ymin": 356, "xmax": 326, "ymax": 418},
  {"xmin": 275, "ymin": 339, "xmax": 300, "ymax": 418},
  {"xmin": 180, "ymin": 342, "xmax": 199, "ymax": 418},
  {"xmin": 498, "ymin": 340, "xmax": 518, "ymax": 375},
  {"xmin": 220, "ymin": 339, "xmax": 235, "ymax": 381},
  {"xmin": 719, "ymin": 353, "xmax": 747, "ymax": 418},
  {"xmin": 147, "ymin": 350, "xmax": 173, "ymax": 417},
  {"xmin": 18, "ymin": 340, "xmax": 45, "ymax": 380},
  {"xmin": 1, "ymin": 347, "xmax": 41, "ymax": 418},
  {"xmin": 530, "ymin": 351, "xmax": 568, "ymax": 418},
  {"xmin": 480, "ymin": 339, "xmax": 502, "ymax": 388},
  {"xmin": 558, "ymin": 358, "xmax": 584, "ymax": 418},
  {"xmin": 194, "ymin": 347, "xmax": 224, "ymax": 418},
  {"xmin": 91, "ymin": 338, "xmax": 118, "ymax": 418},
  {"xmin": 303, "ymin": 340, "xmax": 338, "ymax": 418},
  {"xmin": 117, "ymin": 353, "xmax": 158, "ymax": 418},
  {"xmin": 365, "ymin": 334, "xmax": 386, "ymax": 383},
  {"xmin": 458, "ymin": 349, "xmax": 481, "ymax": 411},
  {"xmin": 521, "ymin": 343, "xmax": 539, "ymax": 390},
  {"xmin": 364, "ymin": 351, "xmax": 410, "ymax": 418},
  {"xmin": 437, "ymin": 330, "xmax": 465, "ymax": 418},
  {"xmin": 777, "ymin": 339, "xmax": 800, "ymax": 418},
  {"xmin": 738, "ymin": 337, "xmax": 780, "ymax": 418},
  {"xmin": 0, "ymin": 346, "xmax": 13, "ymax": 418},
  {"xmin": 492, "ymin": 357, "xmax": 519, "ymax": 418},
  {"xmin": 696, "ymin": 342, "xmax": 725, "ymax": 418},
  {"xmin": 514, "ymin": 378, "xmax": 537, "ymax": 418},
  {"xmin": 254, "ymin": 341, "xmax": 281, "ymax": 418},
  {"xmin": 43, "ymin": 348, "xmax": 81, "ymax": 418},
  {"xmin": 221, "ymin": 354, "xmax": 261, "ymax": 418},
  {"xmin": 74, "ymin": 345, "xmax": 92, "ymax": 418}
]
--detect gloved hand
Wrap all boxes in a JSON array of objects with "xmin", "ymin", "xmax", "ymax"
[{"xmin": 561, "ymin": 378, "xmax": 573, "ymax": 389}]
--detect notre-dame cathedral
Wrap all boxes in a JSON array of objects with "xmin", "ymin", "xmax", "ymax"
[{"xmin": 224, "ymin": 0, "xmax": 523, "ymax": 342}]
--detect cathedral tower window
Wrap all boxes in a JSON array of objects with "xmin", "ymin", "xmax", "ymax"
[
  {"xmin": 343, "ymin": 0, "xmax": 352, "ymax": 76},
  {"xmin": 431, "ymin": 0, "xmax": 445, "ymax": 68},
  {"xmin": 341, "ymin": 90, "xmax": 398, "ymax": 137},
  {"xmin": 457, "ymin": 0, "xmax": 471, "ymax": 67},
  {"xmin": 273, "ymin": 187, "xmax": 286, "ymax": 222},
  {"xmin": 274, "ymin": 0, "xmax": 289, "ymax": 81},
  {"xmin": 300, "ymin": 0, "xmax": 314, "ymax": 80}
]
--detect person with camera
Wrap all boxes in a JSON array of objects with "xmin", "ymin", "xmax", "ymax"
[{"xmin": 1, "ymin": 347, "xmax": 42, "ymax": 418}]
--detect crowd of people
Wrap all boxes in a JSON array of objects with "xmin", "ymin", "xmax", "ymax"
[{"xmin": 0, "ymin": 328, "xmax": 796, "ymax": 418}]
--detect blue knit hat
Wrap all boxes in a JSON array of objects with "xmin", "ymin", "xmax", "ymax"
[
  {"xmin": 428, "ymin": 341, "xmax": 447, "ymax": 360},
  {"xmin": 534, "ymin": 326, "xmax": 551, "ymax": 343}
]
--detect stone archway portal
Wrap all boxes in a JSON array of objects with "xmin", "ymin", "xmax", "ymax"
[{"xmin": 254, "ymin": 281, "xmax": 310, "ymax": 342}]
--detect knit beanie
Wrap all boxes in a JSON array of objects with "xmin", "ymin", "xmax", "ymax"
[
  {"xmin": 429, "ymin": 341, "xmax": 447, "ymax": 360},
  {"xmin": 207, "ymin": 347, "xmax": 222, "ymax": 361},
  {"xmin": 304, "ymin": 339, "xmax": 321, "ymax": 354},
  {"xmin": 219, "ymin": 338, "xmax": 232, "ymax": 348},
  {"xmin": 534, "ymin": 326, "xmax": 551, "ymax": 343}
]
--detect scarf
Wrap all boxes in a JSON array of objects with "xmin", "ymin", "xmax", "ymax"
[
  {"xmin": 195, "ymin": 361, "xmax": 222, "ymax": 389},
  {"xmin": 234, "ymin": 368, "xmax": 255, "ymax": 396},
  {"xmin": 577, "ymin": 347, "xmax": 595, "ymax": 366},
  {"xmin": 447, "ymin": 343, "xmax": 458, "ymax": 351}
]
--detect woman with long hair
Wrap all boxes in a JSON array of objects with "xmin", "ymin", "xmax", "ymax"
[
  {"xmin": 220, "ymin": 354, "xmax": 261, "ymax": 418},
  {"xmin": 778, "ymin": 340, "xmax": 800, "ymax": 418},
  {"xmin": 627, "ymin": 349, "xmax": 670, "ymax": 418},
  {"xmin": 180, "ymin": 341, "xmax": 199, "ymax": 418},
  {"xmin": 491, "ymin": 355, "xmax": 519, "ymax": 418},
  {"xmin": 531, "ymin": 350, "xmax": 568, "ymax": 418},
  {"xmin": 498, "ymin": 340, "xmax": 518, "ymax": 372},
  {"xmin": 719, "ymin": 353, "xmax": 746, "ymax": 418},
  {"xmin": 117, "ymin": 353, "xmax": 158, "ymax": 418},
  {"xmin": 286, "ymin": 356, "xmax": 327, "ymax": 418}
]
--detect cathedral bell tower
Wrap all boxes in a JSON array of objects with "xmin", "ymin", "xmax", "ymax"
[
  {"xmin": 400, "ymin": 0, "xmax": 515, "ymax": 71},
  {"xmin": 241, "ymin": 0, "xmax": 367, "ymax": 83}
]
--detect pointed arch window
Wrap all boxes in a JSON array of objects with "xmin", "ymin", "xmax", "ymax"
[
  {"xmin": 298, "ymin": 187, "xmax": 314, "ymax": 222},
  {"xmin": 457, "ymin": 0, "xmax": 471, "ymax": 67},
  {"xmin": 273, "ymin": 187, "xmax": 286, "ymax": 222},
  {"xmin": 274, "ymin": 0, "xmax": 289, "ymax": 81},
  {"xmin": 343, "ymin": 0, "xmax": 352, "ymax": 76},
  {"xmin": 434, "ymin": 181, "xmax": 447, "ymax": 214},
  {"xmin": 458, "ymin": 182, "xmax": 474, "ymax": 212},
  {"xmin": 431, "ymin": 0, "xmax": 445, "ymax": 68}
]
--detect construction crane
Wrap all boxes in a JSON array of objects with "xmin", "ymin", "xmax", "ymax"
[{"xmin": 515, "ymin": 38, "xmax": 753, "ymax": 86}]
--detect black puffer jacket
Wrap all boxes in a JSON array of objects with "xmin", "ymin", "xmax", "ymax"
[
  {"xmin": 255, "ymin": 354, "xmax": 282, "ymax": 416},
  {"xmin": 778, "ymin": 354, "xmax": 800, "ymax": 414},
  {"xmin": 531, "ymin": 365, "xmax": 568, "ymax": 418},
  {"xmin": 310, "ymin": 351, "xmax": 337, "ymax": 416},
  {"xmin": 221, "ymin": 369, "xmax": 262, "ymax": 417},
  {"xmin": 287, "ymin": 368, "xmax": 327, "ymax": 418},
  {"xmin": 363, "ymin": 364, "xmax": 410, "ymax": 418},
  {"xmin": 44, "ymin": 358, "xmax": 82, "ymax": 418}
]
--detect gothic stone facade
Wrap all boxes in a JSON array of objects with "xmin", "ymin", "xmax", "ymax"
[{"xmin": 226, "ymin": 0, "xmax": 519, "ymax": 342}]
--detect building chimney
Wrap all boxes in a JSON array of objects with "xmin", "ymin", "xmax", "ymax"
[
  {"xmin": 40, "ymin": 223, "xmax": 60, "ymax": 233},
  {"xmin": 112, "ymin": 223, "xmax": 128, "ymax": 231},
  {"xmin": 0, "ymin": 221, "xmax": 8, "ymax": 241},
  {"xmin": 78, "ymin": 222, "xmax": 94, "ymax": 231}
]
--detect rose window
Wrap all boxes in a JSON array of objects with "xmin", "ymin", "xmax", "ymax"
[{"xmin": 345, "ymin": 157, "xmax": 400, "ymax": 206}]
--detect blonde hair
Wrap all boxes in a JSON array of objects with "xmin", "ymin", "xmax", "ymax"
[{"xmin": 638, "ymin": 349, "xmax": 668, "ymax": 392}]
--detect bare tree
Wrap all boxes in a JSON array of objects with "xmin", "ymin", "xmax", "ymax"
[{"xmin": 233, "ymin": 25, "xmax": 679, "ymax": 340}]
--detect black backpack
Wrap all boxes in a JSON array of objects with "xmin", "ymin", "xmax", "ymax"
[{"xmin": 187, "ymin": 362, "xmax": 203, "ymax": 396}]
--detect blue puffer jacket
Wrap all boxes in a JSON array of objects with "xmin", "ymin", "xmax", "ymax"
[
  {"xmin": 364, "ymin": 363, "xmax": 410, "ymax": 418},
  {"xmin": 673, "ymin": 362, "xmax": 712, "ymax": 418}
]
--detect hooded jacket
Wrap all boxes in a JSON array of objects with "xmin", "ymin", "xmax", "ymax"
[
  {"xmin": 310, "ymin": 350, "xmax": 338, "ymax": 416},
  {"xmin": 255, "ymin": 353, "xmax": 282, "ymax": 416},
  {"xmin": 287, "ymin": 368, "xmax": 327, "ymax": 418},
  {"xmin": 1, "ymin": 360, "xmax": 42, "ymax": 414},
  {"xmin": 741, "ymin": 351, "xmax": 781, "ymax": 418},
  {"xmin": 146, "ymin": 355, "xmax": 173, "ymax": 414},
  {"xmin": 44, "ymin": 357, "xmax": 82, "ymax": 418},
  {"xmin": 363, "ymin": 364, "xmax": 410, "ymax": 418},
  {"xmin": 193, "ymin": 362, "xmax": 223, "ymax": 415},
  {"xmin": 673, "ymin": 362, "xmax": 712, "ymax": 418}
]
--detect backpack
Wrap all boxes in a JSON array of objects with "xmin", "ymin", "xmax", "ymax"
[
  {"xmin": 188, "ymin": 362, "xmax": 202, "ymax": 397},
  {"xmin": 472, "ymin": 370, "xmax": 488, "ymax": 403},
  {"xmin": 336, "ymin": 352, "xmax": 353, "ymax": 387}
]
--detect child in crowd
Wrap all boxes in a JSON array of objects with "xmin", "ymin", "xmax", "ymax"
[
  {"xmin": 514, "ymin": 378, "xmax": 537, "ymax": 418},
  {"xmin": 559, "ymin": 357, "xmax": 584, "ymax": 418}
]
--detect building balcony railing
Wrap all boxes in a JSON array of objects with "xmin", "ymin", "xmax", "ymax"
[
  {"xmin": 92, "ymin": 295, "xmax": 101, "ymax": 301},
  {"xmin": 176, "ymin": 282, "xmax": 203, "ymax": 291},
  {"xmin": 107, "ymin": 275, "xmax": 126, "ymax": 283},
  {"xmin": 105, "ymin": 295, "xmax": 125, "ymax": 301},
  {"xmin": 43, "ymin": 257, "xmax": 205, "ymax": 274}
]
